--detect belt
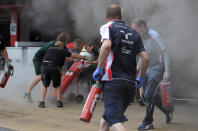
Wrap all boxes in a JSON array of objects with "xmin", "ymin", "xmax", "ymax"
[
  {"xmin": 42, "ymin": 61, "xmax": 55, "ymax": 66},
  {"xmin": 43, "ymin": 60, "xmax": 52, "ymax": 63}
]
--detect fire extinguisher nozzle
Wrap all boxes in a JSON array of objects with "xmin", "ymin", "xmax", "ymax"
[{"xmin": 80, "ymin": 118, "xmax": 90, "ymax": 123}]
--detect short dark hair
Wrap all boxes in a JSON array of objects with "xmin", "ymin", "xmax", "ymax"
[
  {"xmin": 106, "ymin": 4, "xmax": 121, "ymax": 19},
  {"xmin": 84, "ymin": 40, "xmax": 92, "ymax": 46},
  {"xmin": 133, "ymin": 18, "xmax": 147, "ymax": 28}
]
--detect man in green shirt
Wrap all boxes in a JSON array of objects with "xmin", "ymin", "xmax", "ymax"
[{"xmin": 24, "ymin": 33, "xmax": 70, "ymax": 102}]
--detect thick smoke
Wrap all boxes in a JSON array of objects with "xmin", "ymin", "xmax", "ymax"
[
  {"xmin": 26, "ymin": 0, "xmax": 74, "ymax": 38},
  {"xmin": 6, "ymin": 0, "xmax": 198, "ymax": 102},
  {"xmin": 26, "ymin": 0, "xmax": 120, "ymax": 40},
  {"xmin": 120, "ymin": 0, "xmax": 198, "ymax": 100}
]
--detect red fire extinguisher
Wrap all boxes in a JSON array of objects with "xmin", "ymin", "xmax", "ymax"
[
  {"xmin": 50, "ymin": 60, "xmax": 85, "ymax": 98},
  {"xmin": 0, "ymin": 65, "xmax": 14, "ymax": 88},
  {"xmin": 160, "ymin": 80, "xmax": 173, "ymax": 109},
  {"xmin": 80, "ymin": 81, "xmax": 101, "ymax": 122}
]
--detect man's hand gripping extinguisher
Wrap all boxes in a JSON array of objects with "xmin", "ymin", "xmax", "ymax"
[
  {"xmin": 0, "ymin": 65, "xmax": 14, "ymax": 88},
  {"xmin": 80, "ymin": 81, "xmax": 101, "ymax": 122}
]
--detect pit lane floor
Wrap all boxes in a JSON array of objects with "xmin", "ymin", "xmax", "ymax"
[{"xmin": 0, "ymin": 99, "xmax": 197, "ymax": 131}]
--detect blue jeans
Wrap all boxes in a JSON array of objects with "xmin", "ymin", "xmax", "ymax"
[{"xmin": 142, "ymin": 64, "xmax": 168, "ymax": 125}]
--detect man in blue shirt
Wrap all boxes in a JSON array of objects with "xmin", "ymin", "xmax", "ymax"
[
  {"xmin": 132, "ymin": 18, "xmax": 174, "ymax": 130},
  {"xmin": 93, "ymin": 4, "xmax": 149, "ymax": 131}
]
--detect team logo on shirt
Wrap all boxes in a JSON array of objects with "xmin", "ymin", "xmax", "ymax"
[
  {"xmin": 120, "ymin": 31, "xmax": 132, "ymax": 39},
  {"xmin": 121, "ymin": 46, "xmax": 131, "ymax": 54},
  {"xmin": 120, "ymin": 31, "xmax": 133, "ymax": 45}
]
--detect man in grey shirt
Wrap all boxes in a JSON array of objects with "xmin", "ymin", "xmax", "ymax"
[{"xmin": 132, "ymin": 19, "xmax": 174, "ymax": 130}]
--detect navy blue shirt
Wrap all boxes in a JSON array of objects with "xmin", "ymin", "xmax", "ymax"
[{"xmin": 100, "ymin": 20, "xmax": 145, "ymax": 82}]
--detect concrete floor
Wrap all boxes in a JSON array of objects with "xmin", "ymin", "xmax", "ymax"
[{"xmin": 0, "ymin": 99, "xmax": 198, "ymax": 131}]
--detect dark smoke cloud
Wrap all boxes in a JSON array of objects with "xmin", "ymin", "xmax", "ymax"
[
  {"xmin": 26, "ymin": 0, "xmax": 73, "ymax": 37},
  {"xmin": 25, "ymin": 0, "xmax": 197, "ymax": 100},
  {"xmin": 26, "ymin": 0, "xmax": 119, "ymax": 40}
]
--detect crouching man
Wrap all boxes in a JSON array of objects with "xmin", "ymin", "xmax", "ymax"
[{"xmin": 39, "ymin": 36, "xmax": 87, "ymax": 108}]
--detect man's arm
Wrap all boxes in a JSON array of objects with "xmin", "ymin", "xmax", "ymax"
[
  {"xmin": 92, "ymin": 39, "xmax": 111, "ymax": 81},
  {"xmin": 135, "ymin": 51, "xmax": 149, "ymax": 89},
  {"xmin": 136, "ymin": 57, "xmax": 141, "ymax": 76},
  {"xmin": 91, "ymin": 59, "xmax": 98, "ymax": 65},
  {"xmin": 97, "ymin": 39, "xmax": 112, "ymax": 68},
  {"xmin": 1, "ymin": 48, "xmax": 13, "ymax": 70},
  {"xmin": 70, "ymin": 53, "xmax": 86, "ymax": 60},
  {"xmin": 137, "ymin": 51, "xmax": 149, "ymax": 78},
  {"xmin": 153, "ymin": 32, "xmax": 170, "ymax": 80},
  {"xmin": 163, "ymin": 50, "xmax": 170, "ymax": 80},
  {"xmin": 2, "ymin": 49, "xmax": 9, "ymax": 62}
]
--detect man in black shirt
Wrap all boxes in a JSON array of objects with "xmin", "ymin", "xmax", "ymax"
[{"xmin": 39, "ymin": 40, "xmax": 86, "ymax": 108}]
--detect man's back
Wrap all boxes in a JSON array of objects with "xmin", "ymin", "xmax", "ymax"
[
  {"xmin": 100, "ymin": 20, "xmax": 145, "ymax": 81},
  {"xmin": 43, "ymin": 46, "xmax": 71, "ymax": 68},
  {"xmin": 34, "ymin": 40, "xmax": 56, "ymax": 60},
  {"xmin": 142, "ymin": 29, "xmax": 167, "ymax": 67}
]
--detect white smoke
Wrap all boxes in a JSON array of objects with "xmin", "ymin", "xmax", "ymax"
[
  {"xmin": 17, "ymin": 0, "xmax": 198, "ymax": 100},
  {"xmin": 0, "ymin": 47, "xmax": 41, "ymax": 103},
  {"xmin": 67, "ymin": 0, "xmax": 118, "ymax": 39},
  {"xmin": 120, "ymin": 0, "xmax": 198, "ymax": 100}
]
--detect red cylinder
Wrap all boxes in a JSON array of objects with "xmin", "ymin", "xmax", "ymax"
[
  {"xmin": 0, "ymin": 72, "xmax": 10, "ymax": 88},
  {"xmin": 50, "ymin": 60, "xmax": 84, "ymax": 98},
  {"xmin": 160, "ymin": 80, "xmax": 172, "ymax": 108},
  {"xmin": 80, "ymin": 83, "xmax": 101, "ymax": 122}
]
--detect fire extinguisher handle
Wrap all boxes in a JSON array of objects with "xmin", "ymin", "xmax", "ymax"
[
  {"xmin": 96, "ymin": 81, "xmax": 104, "ymax": 91},
  {"xmin": 8, "ymin": 67, "xmax": 14, "ymax": 76},
  {"xmin": 96, "ymin": 81, "xmax": 100, "ymax": 85}
]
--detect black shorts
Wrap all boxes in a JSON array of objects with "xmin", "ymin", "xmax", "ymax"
[
  {"xmin": 102, "ymin": 80, "xmax": 135, "ymax": 127},
  {"xmin": 41, "ymin": 65, "xmax": 61, "ymax": 88}
]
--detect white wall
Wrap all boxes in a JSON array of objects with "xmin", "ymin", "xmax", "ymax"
[
  {"xmin": 0, "ymin": 47, "xmax": 89, "ymax": 103},
  {"xmin": 0, "ymin": 47, "xmax": 41, "ymax": 102}
]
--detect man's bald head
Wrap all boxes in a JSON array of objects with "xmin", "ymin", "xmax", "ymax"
[{"xmin": 106, "ymin": 4, "xmax": 121, "ymax": 20}]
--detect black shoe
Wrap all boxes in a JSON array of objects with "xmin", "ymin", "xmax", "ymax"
[
  {"xmin": 38, "ymin": 101, "xmax": 45, "ymax": 108},
  {"xmin": 24, "ymin": 92, "xmax": 33, "ymax": 103},
  {"xmin": 166, "ymin": 105, "xmax": 174, "ymax": 123},
  {"xmin": 56, "ymin": 100, "xmax": 63, "ymax": 107}
]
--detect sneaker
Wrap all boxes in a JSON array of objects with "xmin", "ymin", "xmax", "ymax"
[
  {"xmin": 56, "ymin": 100, "xmax": 63, "ymax": 107},
  {"xmin": 166, "ymin": 105, "xmax": 174, "ymax": 123},
  {"xmin": 38, "ymin": 101, "xmax": 45, "ymax": 108},
  {"xmin": 138, "ymin": 98, "xmax": 145, "ymax": 106},
  {"xmin": 138, "ymin": 123, "xmax": 154, "ymax": 130},
  {"xmin": 24, "ymin": 92, "xmax": 33, "ymax": 103}
]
